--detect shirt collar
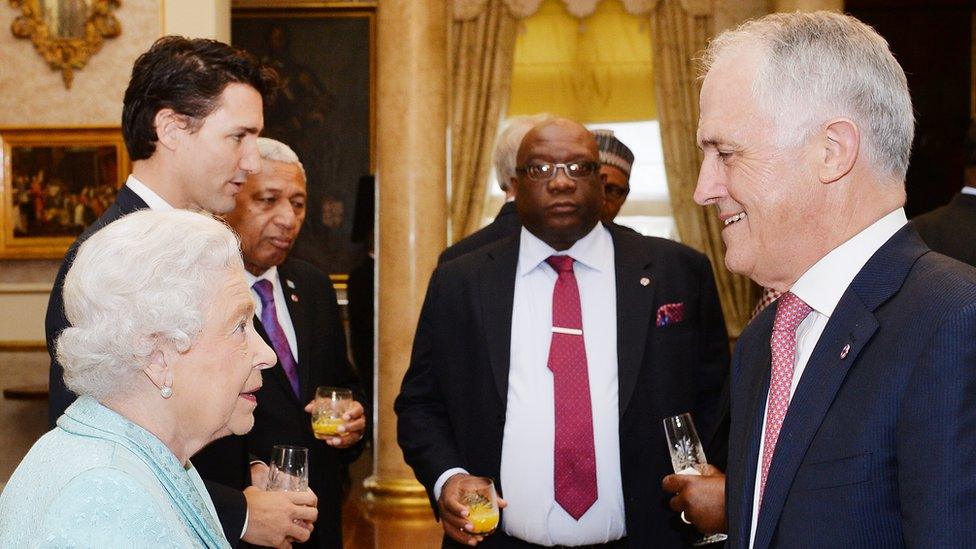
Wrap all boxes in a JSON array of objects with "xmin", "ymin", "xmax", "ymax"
[
  {"xmin": 790, "ymin": 208, "xmax": 907, "ymax": 318},
  {"xmin": 517, "ymin": 223, "xmax": 613, "ymax": 277},
  {"xmin": 245, "ymin": 265, "xmax": 279, "ymax": 289},
  {"xmin": 124, "ymin": 175, "xmax": 174, "ymax": 211},
  {"xmin": 961, "ymin": 186, "xmax": 976, "ymax": 196}
]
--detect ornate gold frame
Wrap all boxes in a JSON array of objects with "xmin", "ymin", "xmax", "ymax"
[
  {"xmin": 0, "ymin": 127, "xmax": 130, "ymax": 259},
  {"xmin": 8, "ymin": 0, "xmax": 122, "ymax": 89}
]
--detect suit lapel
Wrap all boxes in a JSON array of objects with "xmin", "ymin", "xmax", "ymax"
[
  {"xmin": 752, "ymin": 297, "xmax": 877, "ymax": 548},
  {"xmin": 752, "ymin": 225, "xmax": 928, "ymax": 548},
  {"xmin": 729, "ymin": 308, "xmax": 775, "ymax": 546},
  {"xmin": 277, "ymin": 263, "xmax": 311, "ymax": 403},
  {"xmin": 611, "ymin": 227, "xmax": 655, "ymax": 418},
  {"xmin": 480, "ymin": 235, "xmax": 520, "ymax": 407}
]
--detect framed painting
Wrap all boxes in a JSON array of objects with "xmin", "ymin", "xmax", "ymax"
[
  {"xmin": 0, "ymin": 127, "xmax": 129, "ymax": 258},
  {"xmin": 232, "ymin": 1, "xmax": 375, "ymax": 277}
]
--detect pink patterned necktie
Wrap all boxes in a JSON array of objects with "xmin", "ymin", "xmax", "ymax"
[
  {"xmin": 545, "ymin": 255, "xmax": 598, "ymax": 520},
  {"xmin": 759, "ymin": 291, "xmax": 812, "ymax": 503}
]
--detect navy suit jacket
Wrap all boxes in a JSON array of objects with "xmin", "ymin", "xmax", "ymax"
[
  {"xmin": 726, "ymin": 225, "xmax": 976, "ymax": 548},
  {"xmin": 44, "ymin": 184, "xmax": 247, "ymax": 545},
  {"xmin": 396, "ymin": 224, "xmax": 730, "ymax": 548}
]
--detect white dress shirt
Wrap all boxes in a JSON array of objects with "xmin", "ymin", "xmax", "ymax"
[
  {"xmin": 124, "ymin": 175, "xmax": 174, "ymax": 211},
  {"xmin": 748, "ymin": 208, "xmax": 908, "ymax": 547},
  {"xmin": 961, "ymin": 186, "xmax": 976, "ymax": 196},
  {"xmin": 498, "ymin": 224, "xmax": 626, "ymax": 546},
  {"xmin": 245, "ymin": 266, "xmax": 300, "ymax": 362}
]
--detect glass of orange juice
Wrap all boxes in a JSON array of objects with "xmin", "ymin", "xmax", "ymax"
[
  {"xmin": 311, "ymin": 386, "xmax": 352, "ymax": 439},
  {"xmin": 459, "ymin": 476, "xmax": 499, "ymax": 536}
]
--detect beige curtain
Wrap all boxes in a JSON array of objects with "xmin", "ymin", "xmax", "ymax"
[
  {"xmin": 651, "ymin": 0, "xmax": 759, "ymax": 337},
  {"xmin": 451, "ymin": 2, "xmax": 519, "ymax": 242}
]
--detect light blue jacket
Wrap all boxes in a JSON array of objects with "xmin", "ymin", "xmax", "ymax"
[{"xmin": 0, "ymin": 396, "xmax": 229, "ymax": 548}]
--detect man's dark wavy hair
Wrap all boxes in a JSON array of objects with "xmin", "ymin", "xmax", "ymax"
[{"xmin": 122, "ymin": 36, "xmax": 278, "ymax": 161}]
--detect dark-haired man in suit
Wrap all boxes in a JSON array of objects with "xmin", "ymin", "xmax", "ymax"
[
  {"xmin": 210, "ymin": 137, "xmax": 367, "ymax": 549},
  {"xmin": 397, "ymin": 117, "xmax": 729, "ymax": 548},
  {"xmin": 44, "ymin": 36, "xmax": 317, "ymax": 547}
]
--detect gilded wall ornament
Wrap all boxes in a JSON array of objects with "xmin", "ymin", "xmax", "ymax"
[{"xmin": 9, "ymin": 0, "xmax": 122, "ymax": 89}]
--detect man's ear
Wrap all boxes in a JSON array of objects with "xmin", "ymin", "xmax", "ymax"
[
  {"xmin": 154, "ymin": 108, "xmax": 188, "ymax": 152},
  {"xmin": 509, "ymin": 176, "xmax": 520, "ymax": 198},
  {"xmin": 820, "ymin": 118, "xmax": 859, "ymax": 184}
]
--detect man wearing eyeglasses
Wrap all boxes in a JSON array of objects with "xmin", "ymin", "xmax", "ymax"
[
  {"xmin": 593, "ymin": 129, "xmax": 636, "ymax": 227},
  {"xmin": 396, "ymin": 117, "xmax": 729, "ymax": 548}
]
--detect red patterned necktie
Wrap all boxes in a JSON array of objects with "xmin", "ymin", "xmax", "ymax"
[
  {"xmin": 759, "ymin": 291, "xmax": 812, "ymax": 503},
  {"xmin": 545, "ymin": 255, "xmax": 598, "ymax": 520}
]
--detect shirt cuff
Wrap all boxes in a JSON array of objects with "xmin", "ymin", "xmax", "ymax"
[
  {"xmin": 241, "ymin": 508, "xmax": 249, "ymax": 539},
  {"xmin": 434, "ymin": 467, "xmax": 468, "ymax": 501}
]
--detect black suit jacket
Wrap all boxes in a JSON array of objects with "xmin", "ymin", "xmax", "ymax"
[
  {"xmin": 912, "ymin": 192, "xmax": 976, "ymax": 267},
  {"xmin": 438, "ymin": 201, "xmax": 520, "ymax": 264},
  {"xmin": 725, "ymin": 226, "xmax": 976, "ymax": 548},
  {"xmin": 44, "ymin": 184, "xmax": 247, "ymax": 545},
  {"xmin": 194, "ymin": 258, "xmax": 365, "ymax": 549},
  {"xmin": 396, "ymin": 224, "xmax": 729, "ymax": 548}
]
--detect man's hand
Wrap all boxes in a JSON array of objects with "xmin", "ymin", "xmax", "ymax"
[
  {"xmin": 304, "ymin": 400, "xmax": 367, "ymax": 448},
  {"xmin": 661, "ymin": 464, "xmax": 727, "ymax": 535},
  {"xmin": 250, "ymin": 461, "xmax": 270, "ymax": 490},
  {"xmin": 242, "ymin": 486, "xmax": 318, "ymax": 548},
  {"xmin": 437, "ymin": 473, "xmax": 507, "ymax": 547}
]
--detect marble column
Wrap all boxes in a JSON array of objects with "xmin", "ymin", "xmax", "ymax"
[{"xmin": 364, "ymin": 0, "xmax": 449, "ymax": 520}]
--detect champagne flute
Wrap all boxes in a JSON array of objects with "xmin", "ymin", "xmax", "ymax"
[
  {"xmin": 662, "ymin": 412, "xmax": 727, "ymax": 546},
  {"xmin": 267, "ymin": 445, "xmax": 309, "ymax": 492},
  {"xmin": 458, "ymin": 476, "xmax": 500, "ymax": 536},
  {"xmin": 311, "ymin": 386, "xmax": 353, "ymax": 439}
]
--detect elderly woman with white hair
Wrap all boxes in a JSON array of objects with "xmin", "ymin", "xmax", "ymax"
[{"xmin": 0, "ymin": 209, "xmax": 278, "ymax": 547}]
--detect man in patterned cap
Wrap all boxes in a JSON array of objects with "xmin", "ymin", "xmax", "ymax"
[{"xmin": 593, "ymin": 129, "xmax": 636, "ymax": 224}]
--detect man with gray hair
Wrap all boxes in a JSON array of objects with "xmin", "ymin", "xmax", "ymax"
[
  {"xmin": 439, "ymin": 114, "xmax": 551, "ymax": 263},
  {"xmin": 206, "ymin": 137, "xmax": 366, "ymax": 549},
  {"xmin": 677, "ymin": 11, "xmax": 976, "ymax": 546}
]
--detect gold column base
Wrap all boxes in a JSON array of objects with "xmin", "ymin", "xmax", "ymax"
[{"xmin": 363, "ymin": 475, "xmax": 431, "ymax": 516}]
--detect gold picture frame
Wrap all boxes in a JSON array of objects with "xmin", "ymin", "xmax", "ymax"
[
  {"xmin": 8, "ymin": 0, "xmax": 122, "ymax": 89},
  {"xmin": 0, "ymin": 127, "xmax": 130, "ymax": 259}
]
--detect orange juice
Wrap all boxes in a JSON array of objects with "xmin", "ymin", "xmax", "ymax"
[
  {"xmin": 467, "ymin": 501, "xmax": 499, "ymax": 534},
  {"xmin": 312, "ymin": 416, "xmax": 343, "ymax": 438}
]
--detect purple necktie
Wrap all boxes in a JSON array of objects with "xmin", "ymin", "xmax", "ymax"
[
  {"xmin": 545, "ymin": 255, "xmax": 598, "ymax": 520},
  {"xmin": 252, "ymin": 279, "xmax": 300, "ymax": 398}
]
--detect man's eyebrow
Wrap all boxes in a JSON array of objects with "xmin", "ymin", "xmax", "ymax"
[{"xmin": 233, "ymin": 126, "xmax": 261, "ymax": 135}]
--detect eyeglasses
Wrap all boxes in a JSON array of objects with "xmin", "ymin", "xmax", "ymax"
[{"xmin": 516, "ymin": 161, "xmax": 600, "ymax": 182}]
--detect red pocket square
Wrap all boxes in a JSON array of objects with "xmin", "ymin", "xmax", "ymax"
[{"xmin": 656, "ymin": 302, "xmax": 685, "ymax": 327}]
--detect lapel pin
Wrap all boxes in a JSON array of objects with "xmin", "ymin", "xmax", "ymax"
[
  {"xmin": 285, "ymin": 279, "xmax": 296, "ymax": 289},
  {"xmin": 290, "ymin": 294, "xmax": 299, "ymax": 303},
  {"xmin": 840, "ymin": 343, "xmax": 851, "ymax": 359},
  {"xmin": 640, "ymin": 277, "xmax": 650, "ymax": 287}
]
